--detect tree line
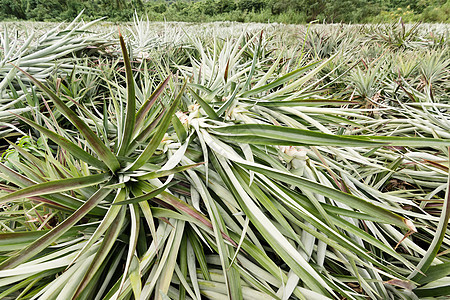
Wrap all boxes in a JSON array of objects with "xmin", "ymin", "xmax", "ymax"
[{"xmin": 0, "ymin": 0, "xmax": 449, "ymax": 23}]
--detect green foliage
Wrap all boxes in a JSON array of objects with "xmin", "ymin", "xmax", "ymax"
[
  {"xmin": 0, "ymin": 16, "xmax": 449, "ymax": 299},
  {"xmin": 237, "ymin": 0, "xmax": 265, "ymax": 12},
  {"xmin": 420, "ymin": 0, "xmax": 450, "ymax": 22},
  {"xmin": 0, "ymin": 0, "xmax": 449, "ymax": 23}
]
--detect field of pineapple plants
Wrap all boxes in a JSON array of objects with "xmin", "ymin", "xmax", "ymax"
[{"xmin": 0, "ymin": 14, "xmax": 449, "ymax": 299}]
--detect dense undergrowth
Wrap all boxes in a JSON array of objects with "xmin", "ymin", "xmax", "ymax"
[
  {"xmin": 0, "ymin": 0, "xmax": 449, "ymax": 23},
  {"xmin": 0, "ymin": 15, "xmax": 449, "ymax": 299}
]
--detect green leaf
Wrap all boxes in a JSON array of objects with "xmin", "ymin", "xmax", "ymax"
[
  {"xmin": 157, "ymin": 220, "xmax": 185, "ymax": 297},
  {"xmin": 214, "ymin": 155, "xmax": 331, "ymax": 296},
  {"xmin": 217, "ymin": 83, "xmax": 239, "ymax": 117},
  {"xmin": 187, "ymin": 229, "xmax": 211, "ymax": 281},
  {"xmin": 0, "ymin": 163, "xmax": 106, "ymax": 215},
  {"xmin": 179, "ymin": 236, "xmax": 188, "ymax": 300},
  {"xmin": 13, "ymin": 65, "xmax": 120, "ymax": 172},
  {"xmin": 240, "ymin": 161, "xmax": 412, "ymax": 230},
  {"xmin": 0, "ymin": 225, "xmax": 91, "ymax": 251},
  {"xmin": 172, "ymin": 114, "xmax": 187, "ymax": 143},
  {"xmin": 0, "ymin": 183, "xmax": 113, "ymax": 270},
  {"xmin": 128, "ymin": 108, "xmax": 166, "ymax": 153},
  {"xmin": 242, "ymin": 30, "xmax": 262, "ymax": 92},
  {"xmin": 73, "ymin": 206, "xmax": 126, "ymax": 299},
  {"xmin": 4, "ymin": 139, "xmax": 43, "ymax": 168},
  {"xmin": 135, "ymin": 75, "xmax": 171, "ymax": 131},
  {"xmin": 127, "ymin": 81, "xmax": 186, "ymax": 171},
  {"xmin": 189, "ymin": 87, "xmax": 220, "ymax": 121},
  {"xmin": 136, "ymin": 163, "xmax": 203, "ymax": 180},
  {"xmin": 128, "ymin": 255, "xmax": 142, "ymax": 299},
  {"xmin": 117, "ymin": 202, "xmax": 141, "ymax": 297},
  {"xmin": 212, "ymin": 124, "xmax": 383, "ymax": 147},
  {"xmin": 241, "ymin": 60, "xmax": 321, "ymax": 97},
  {"xmin": 366, "ymin": 136, "xmax": 450, "ymax": 147},
  {"xmin": 117, "ymin": 33, "xmax": 136, "ymax": 156},
  {"xmin": 68, "ymin": 189, "xmax": 126, "ymax": 268},
  {"xmin": 410, "ymin": 170, "xmax": 450, "ymax": 281},
  {"xmin": 214, "ymin": 124, "xmax": 450, "ymax": 148},
  {"xmin": 0, "ymin": 173, "xmax": 110, "ymax": 204},
  {"xmin": 14, "ymin": 114, "xmax": 108, "ymax": 170},
  {"xmin": 113, "ymin": 181, "xmax": 178, "ymax": 206},
  {"xmin": 254, "ymin": 99, "xmax": 358, "ymax": 106},
  {"xmin": 416, "ymin": 262, "xmax": 450, "ymax": 285},
  {"xmin": 414, "ymin": 280, "xmax": 450, "ymax": 298}
]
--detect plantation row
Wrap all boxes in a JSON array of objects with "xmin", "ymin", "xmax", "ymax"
[{"xmin": 0, "ymin": 16, "xmax": 449, "ymax": 299}]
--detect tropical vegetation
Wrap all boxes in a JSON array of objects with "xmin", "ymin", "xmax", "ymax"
[
  {"xmin": 0, "ymin": 15, "xmax": 449, "ymax": 299},
  {"xmin": 0, "ymin": 0, "xmax": 449, "ymax": 23}
]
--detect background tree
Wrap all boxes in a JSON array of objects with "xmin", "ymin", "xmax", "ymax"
[{"xmin": 0, "ymin": 0, "xmax": 448, "ymax": 23}]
